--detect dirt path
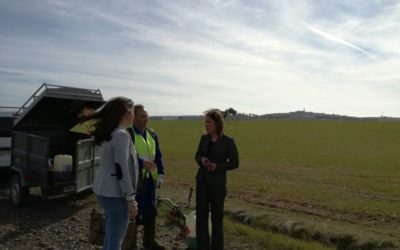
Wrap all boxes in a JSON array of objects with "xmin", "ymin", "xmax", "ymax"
[
  {"xmin": 0, "ymin": 188, "xmax": 100, "ymax": 250},
  {"xmin": 0, "ymin": 184, "xmax": 250, "ymax": 250},
  {"xmin": 3, "ymin": 177, "xmax": 395, "ymax": 249}
]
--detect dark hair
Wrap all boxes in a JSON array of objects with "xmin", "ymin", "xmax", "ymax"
[
  {"xmin": 81, "ymin": 97, "xmax": 133, "ymax": 145},
  {"xmin": 133, "ymin": 104, "xmax": 145, "ymax": 116},
  {"xmin": 204, "ymin": 109, "xmax": 224, "ymax": 136}
]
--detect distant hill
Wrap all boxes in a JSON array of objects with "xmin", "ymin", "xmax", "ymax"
[
  {"xmin": 257, "ymin": 110, "xmax": 400, "ymax": 121},
  {"xmin": 151, "ymin": 115, "xmax": 201, "ymax": 120},
  {"xmin": 152, "ymin": 111, "xmax": 400, "ymax": 121}
]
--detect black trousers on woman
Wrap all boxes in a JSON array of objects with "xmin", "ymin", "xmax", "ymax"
[{"xmin": 196, "ymin": 180, "xmax": 226, "ymax": 250}]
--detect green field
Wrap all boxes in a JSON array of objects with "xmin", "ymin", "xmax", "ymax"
[{"xmin": 151, "ymin": 120, "xmax": 400, "ymax": 249}]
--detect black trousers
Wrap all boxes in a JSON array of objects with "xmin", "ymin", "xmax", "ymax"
[{"xmin": 196, "ymin": 181, "xmax": 226, "ymax": 250}]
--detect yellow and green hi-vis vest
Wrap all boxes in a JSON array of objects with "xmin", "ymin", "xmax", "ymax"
[{"xmin": 132, "ymin": 128, "xmax": 158, "ymax": 181}]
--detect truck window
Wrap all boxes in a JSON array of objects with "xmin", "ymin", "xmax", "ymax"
[{"xmin": 0, "ymin": 117, "xmax": 14, "ymax": 137}]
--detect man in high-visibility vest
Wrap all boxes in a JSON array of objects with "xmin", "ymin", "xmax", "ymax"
[{"xmin": 127, "ymin": 104, "xmax": 165, "ymax": 250}]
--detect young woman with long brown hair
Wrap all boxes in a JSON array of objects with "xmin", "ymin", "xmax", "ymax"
[{"xmin": 82, "ymin": 97, "xmax": 139, "ymax": 250}]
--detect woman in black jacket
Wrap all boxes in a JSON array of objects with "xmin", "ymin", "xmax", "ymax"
[{"xmin": 195, "ymin": 109, "xmax": 239, "ymax": 250}]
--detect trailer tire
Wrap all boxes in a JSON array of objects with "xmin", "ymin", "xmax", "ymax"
[{"xmin": 9, "ymin": 174, "xmax": 30, "ymax": 206}]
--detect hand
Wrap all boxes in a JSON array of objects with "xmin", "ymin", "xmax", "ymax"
[
  {"xmin": 156, "ymin": 174, "xmax": 164, "ymax": 189},
  {"xmin": 201, "ymin": 157, "xmax": 209, "ymax": 167},
  {"xmin": 130, "ymin": 204, "xmax": 138, "ymax": 220},
  {"xmin": 207, "ymin": 162, "xmax": 217, "ymax": 172},
  {"xmin": 143, "ymin": 160, "xmax": 157, "ymax": 171}
]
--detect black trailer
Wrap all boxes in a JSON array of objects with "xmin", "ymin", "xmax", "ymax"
[
  {"xmin": 0, "ymin": 107, "xmax": 18, "ymax": 171},
  {"xmin": 9, "ymin": 83, "xmax": 105, "ymax": 206}
]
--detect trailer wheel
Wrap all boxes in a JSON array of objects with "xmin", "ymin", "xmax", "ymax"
[{"xmin": 9, "ymin": 174, "xmax": 30, "ymax": 206}]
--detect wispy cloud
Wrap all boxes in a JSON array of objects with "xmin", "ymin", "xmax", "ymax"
[
  {"xmin": 0, "ymin": 0, "xmax": 399, "ymax": 116},
  {"xmin": 306, "ymin": 25, "xmax": 374, "ymax": 59}
]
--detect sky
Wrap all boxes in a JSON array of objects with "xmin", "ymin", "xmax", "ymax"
[{"xmin": 0, "ymin": 0, "xmax": 399, "ymax": 117}]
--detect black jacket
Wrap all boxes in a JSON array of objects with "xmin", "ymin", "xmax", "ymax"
[{"xmin": 195, "ymin": 134, "xmax": 239, "ymax": 184}]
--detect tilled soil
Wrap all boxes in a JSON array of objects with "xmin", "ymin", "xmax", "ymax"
[
  {"xmin": 0, "ymin": 187, "xmax": 103, "ymax": 250},
  {"xmin": 0, "ymin": 182, "xmax": 248, "ymax": 250},
  {"xmin": 228, "ymin": 189, "xmax": 400, "ymax": 228}
]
